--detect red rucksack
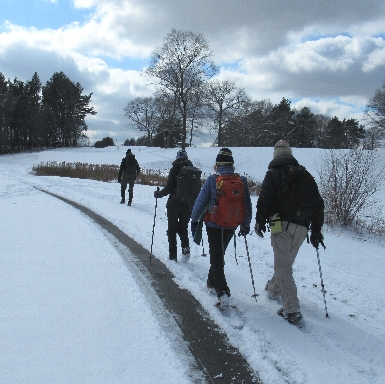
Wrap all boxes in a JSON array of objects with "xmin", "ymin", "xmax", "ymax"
[{"xmin": 204, "ymin": 174, "xmax": 246, "ymax": 228}]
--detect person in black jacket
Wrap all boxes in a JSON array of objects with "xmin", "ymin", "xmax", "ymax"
[
  {"xmin": 118, "ymin": 149, "xmax": 140, "ymax": 206},
  {"xmin": 154, "ymin": 150, "xmax": 193, "ymax": 262},
  {"xmin": 255, "ymin": 140, "xmax": 324, "ymax": 323}
]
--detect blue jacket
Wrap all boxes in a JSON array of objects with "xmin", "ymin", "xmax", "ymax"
[{"xmin": 191, "ymin": 166, "xmax": 252, "ymax": 229}]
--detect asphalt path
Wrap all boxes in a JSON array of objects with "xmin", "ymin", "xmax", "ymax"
[{"xmin": 37, "ymin": 188, "xmax": 260, "ymax": 384}]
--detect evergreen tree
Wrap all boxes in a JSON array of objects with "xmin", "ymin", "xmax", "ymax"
[
  {"xmin": 292, "ymin": 107, "xmax": 317, "ymax": 148},
  {"xmin": 42, "ymin": 72, "xmax": 96, "ymax": 147},
  {"xmin": 94, "ymin": 136, "xmax": 114, "ymax": 148},
  {"xmin": 0, "ymin": 73, "xmax": 9, "ymax": 152},
  {"xmin": 323, "ymin": 117, "xmax": 344, "ymax": 149},
  {"xmin": 341, "ymin": 118, "xmax": 365, "ymax": 149},
  {"xmin": 25, "ymin": 73, "xmax": 42, "ymax": 149},
  {"xmin": 267, "ymin": 98, "xmax": 295, "ymax": 145}
]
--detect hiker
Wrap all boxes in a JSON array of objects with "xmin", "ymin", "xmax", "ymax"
[
  {"xmin": 153, "ymin": 149, "xmax": 195, "ymax": 262},
  {"xmin": 255, "ymin": 140, "xmax": 324, "ymax": 323},
  {"xmin": 118, "ymin": 149, "xmax": 140, "ymax": 206},
  {"xmin": 190, "ymin": 148, "xmax": 252, "ymax": 309}
]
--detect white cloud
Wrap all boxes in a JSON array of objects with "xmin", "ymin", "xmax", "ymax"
[
  {"xmin": 363, "ymin": 40, "xmax": 385, "ymax": 72},
  {"xmin": 73, "ymin": 0, "xmax": 97, "ymax": 8},
  {"xmin": 87, "ymin": 58, "xmax": 108, "ymax": 73},
  {"xmin": 292, "ymin": 97, "xmax": 366, "ymax": 121},
  {"xmin": 1, "ymin": 0, "xmax": 385, "ymax": 143}
]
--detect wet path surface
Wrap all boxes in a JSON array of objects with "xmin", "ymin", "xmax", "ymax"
[{"xmin": 37, "ymin": 188, "xmax": 260, "ymax": 384}]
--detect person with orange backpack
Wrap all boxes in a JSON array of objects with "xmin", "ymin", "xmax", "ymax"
[{"xmin": 190, "ymin": 148, "xmax": 252, "ymax": 309}]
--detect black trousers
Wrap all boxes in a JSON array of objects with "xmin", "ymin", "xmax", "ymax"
[
  {"xmin": 166, "ymin": 197, "xmax": 192, "ymax": 259},
  {"xmin": 206, "ymin": 226, "xmax": 235, "ymax": 297},
  {"xmin": 121, "ymin": 179, "xmax": 135, "ymax": 202}
]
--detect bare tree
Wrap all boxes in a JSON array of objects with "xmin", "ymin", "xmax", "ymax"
[
  {"xmin": 313, "ymin": 114, "xmax": 331, "ymax": 148},
  {"xmin": 124, "ymin": 97, "xmax": 160, "ymax": 144},
  {"xmin": 365, "ymin": 82, "xmax": 385, "ymax": 148},
  {"xmin": 153, "ymin": 91, "xmax": 179, "ymax": 148},
  {"xmin": 318, "ymin": 149, "xmax": 383, "ymax": 227},
  {"xmin": 143, "ymin": 29, "xmax": 217, "ymax": 149},
  {"xmin": 186, "ymin": 87, "xmax": 208, "ymax": 147},
  {"xmin": 203, "ymin": 80, "xmax": 249, "ymax": 147}
]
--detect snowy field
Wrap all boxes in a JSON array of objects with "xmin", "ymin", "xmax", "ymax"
[{"xmin": 1, "ymin": 145, "xmax": 385, "ymax": 384}]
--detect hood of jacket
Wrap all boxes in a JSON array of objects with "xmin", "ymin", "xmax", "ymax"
[
  {"xmin": 216, "ymin": 165, "xmax": 235, "ymax": 175},
  {"xmin": 268, "ymin": 154, "xmax": 298, "ymax": 169},
  {"xmin": 172, "ymin": 158, "xmax": 193, "ymax": 168}
]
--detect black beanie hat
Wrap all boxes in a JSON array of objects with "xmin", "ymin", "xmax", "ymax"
[
  {"xmin": 126, "ymin": 149, "xmax": 132, "ymax": 155},
  {"xmin": 216, "ymin": 148, "xmax": 234, "ymax": 166},
  {"xmin": 176, "ymin": 149, "xmax": 188, "ymax": 160}
]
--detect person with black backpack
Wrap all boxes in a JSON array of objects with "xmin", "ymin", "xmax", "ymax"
[
  {"xmin": 118, "ymin": 149, "xmax": 140, "ymax": 206},
  {"xmin": 153, "ymin": 149, "xmax": 200, "ymax": 262},
  {"xmin": 255, "ymin": 140, "xmax": 324, "ymax": 323},
  {"xmin": 190, "ymin": 148, "xmax": 252, "ymax": 309}
]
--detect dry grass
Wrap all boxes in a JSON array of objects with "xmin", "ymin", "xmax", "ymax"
[{"xmin": 32, "ymin": 161, "xmax": 261, "ymax": 195}]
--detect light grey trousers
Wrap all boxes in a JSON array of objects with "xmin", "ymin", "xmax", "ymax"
[{"xmin": 267, "ymin": 221, "xmax": 308, "ymax": 313}]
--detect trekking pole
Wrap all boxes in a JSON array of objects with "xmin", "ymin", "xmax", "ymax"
[
  {"xmin": 150, "ymin": 187, "xmax": 160, "ymax": 263},
  {"xmin": 233, "ymin": 234, "xmax": 238, "ymax": 265},
  {"xmin": 243, "ymin": 235, "xmax": 259, "ymax": 301},
  {"xmin": 316, "ymin": 245, "xmax": 329, "ymax": 318},
  {"xmin": 201, "ymin": 238, "xmax": 207, "ymax": 257}
]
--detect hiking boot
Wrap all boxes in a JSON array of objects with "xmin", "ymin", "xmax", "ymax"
[
  {"xmin": 181, "ymin": 247, "xmax": 190, "ymax": 262},
  {"xmin": 169, "ymin": 255, "xmax": 177, "ymax": 261},
  {"xmin": 127, "ymin": 201, "xmax": 132, "ymax": 206},
  {"xmin": 120, "ymin": 199, "xmax": 125, "ymax": 204},
  {"xmin": 277, "ymin": 307, "xmax": 302, "ymax": 323},
  {"xmin": 215, "ymin": 293, "xmax": 229, "ymax": 309}
]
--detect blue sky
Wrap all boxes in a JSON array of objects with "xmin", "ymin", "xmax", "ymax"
[
  {"xmin": 0, "ymin": 0, "xmax": 384, "ymax": 144},
  {"xmin": 2, "ymin": 0, "xmax": 91, "ymax": 30}
]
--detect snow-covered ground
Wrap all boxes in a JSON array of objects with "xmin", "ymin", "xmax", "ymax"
[{"xmin": 1, "ymin": 146, "xmax": 384, "ymax": 384}]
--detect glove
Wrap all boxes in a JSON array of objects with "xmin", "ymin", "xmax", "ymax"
[
  {"xmin": 191, "ymin": 222, "xmax": 198, "ymax": 237},
  {"xmin": 238, "ymin": 225, "xmax": 250, "ymax": 237},
  {"xmin": 255, "ymin": 222, "xmax": 266, "ymax": 238},
  {"xmin": 154, "ymin": 190, "xmax": 161, "ymax": 198},
  {"xmin": 310, "ymin": 232, "xmax": 324, "ymax": 249},
  {"xmin": 118, "ymin": 177, "xmax": 121, "ymax": 183}
]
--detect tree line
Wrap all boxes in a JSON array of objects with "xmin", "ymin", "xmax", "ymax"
[
  {"xmin": 2, "ymin": 29, "xmax": 384, "ymax": 153},
  {"xmin": 0, "ymin": 71, "xmax": 96, "ymax": 153},
  {"xmin": 124, "ymin": 29, "xmax": 385, "ymax": 150}
]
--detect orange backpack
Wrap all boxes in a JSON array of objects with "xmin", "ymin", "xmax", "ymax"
[{"xmin": 204, "ymin": 174, "xmax": 246, "ymax": 228}]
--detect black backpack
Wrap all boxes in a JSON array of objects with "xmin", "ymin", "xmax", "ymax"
[
  {"xmin": 175, "ymin": 165, "xmax": 202, "ymax": 205},
  {"xmin": 124, "ymin": 158, "xmax": 137, "ymax": 174},
  {"xmin": 278, "ymin": 164, "xmax": 318, "ymax": 221}
]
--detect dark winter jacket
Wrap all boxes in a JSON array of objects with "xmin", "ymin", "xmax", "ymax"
[
  {"xmin": 118, "ymin": 153, "xmax": 140, "ymax": 183},
  {"xmin": 158, "ymin": 158, "xmax": 193, "ymax": 202},
  {"xmin": 256, "ymin": 154, "xmax": 324, "ymax": 232},
  {"xmin": 191, "ymin": 165, "xmax": 252, "ymax": 230}
]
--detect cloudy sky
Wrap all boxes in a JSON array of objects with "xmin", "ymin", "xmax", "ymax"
[{"xmin": 1, "ymin": 0, "xmax": 385, "ymax": 145}]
